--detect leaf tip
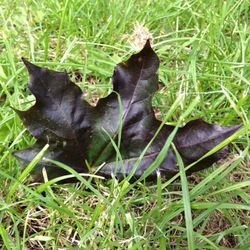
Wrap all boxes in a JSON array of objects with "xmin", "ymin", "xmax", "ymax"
[
  {"xmin": 22, "ymin": 58, "xmax": 41, "ymax": 74},
  {"xmin": 135, "ymin": 38, "xmax": 159, "ymax": 67},
  {"xmin": 144, "ymin": 38, "xmax": 151, "ymax": 48}
]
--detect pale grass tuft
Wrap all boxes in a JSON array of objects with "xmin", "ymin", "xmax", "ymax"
[{"xmin": 125, "ymin": 22, "xmax": 153, "ymax": 50}]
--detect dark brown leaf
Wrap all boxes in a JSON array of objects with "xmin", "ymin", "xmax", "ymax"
[{"xmin": 14, "ymin": 40, "xmax": 241, "ymax": 182}]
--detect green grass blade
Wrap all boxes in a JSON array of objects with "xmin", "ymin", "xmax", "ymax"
[
  {"xmin": 173, "ymin": 144, "xmax": 195, "ymax": 250},
  {"xmin": 6, "ymin": 144, "xmax": 49, "ymax": 202}
]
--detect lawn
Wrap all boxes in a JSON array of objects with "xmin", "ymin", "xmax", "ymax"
[{"xmin": 0, "ymin": 0, "xmax": 250, "ymax": 249}]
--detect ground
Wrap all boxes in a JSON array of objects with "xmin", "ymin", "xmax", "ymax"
[{"xmin": 0, "ymin": 0, "xmax": 249, "ymax": 249}]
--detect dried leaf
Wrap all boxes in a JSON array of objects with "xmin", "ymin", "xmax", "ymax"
[{"xmin": 14, "ymin": 40, "xmax": 241, "ymax": 182}]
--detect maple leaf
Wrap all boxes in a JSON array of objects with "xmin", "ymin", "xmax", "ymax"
[{"xmin": 14, "ymin": 40, "xmax": 241, "ymax": 182}]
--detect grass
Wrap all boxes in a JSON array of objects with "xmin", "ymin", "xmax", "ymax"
[{"xmin": 0, "ymin": 0, "xmax": 249, "ymax": 249}]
